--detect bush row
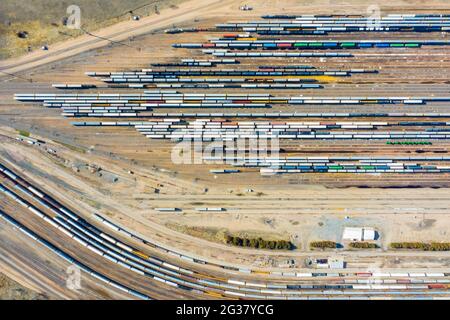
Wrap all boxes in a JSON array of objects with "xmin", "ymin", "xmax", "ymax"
[
  {"xmin": 386, "ymin": 141, "xmax": 432, "ymax": 145},
  {"xmin": 18, "ymin": 130, "xmax": 30, "ymax": 137},
  {"xmin": 309, "ymin": 241, "xmax": 337, "ymax": 249},
  {"xmin": 224, "ymin": 234, "xmax": 294, "ymax": 250},
  {"xmin": 349, "ymin": 242, "xmax": 379, "ymax": 249},
  {"xmin": 390, "ymin": 242, "xmax": 450, "ymax": 251}
]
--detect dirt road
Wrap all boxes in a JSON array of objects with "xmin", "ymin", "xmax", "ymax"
[{"xmin": 0, "ymin": 0, "xmax": 232, "ymax": 75}]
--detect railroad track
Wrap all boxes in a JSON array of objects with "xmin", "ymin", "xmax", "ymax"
[{"xmin": 1, "ymin": 162, "xmax": 450, "ymax": 299}]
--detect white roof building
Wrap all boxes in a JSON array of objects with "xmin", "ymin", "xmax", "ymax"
[
  {"xmin": 343, "ymin": 227, "xmax": 377, "ymax": 241},
  {"xmin": 329, "ymin": 258, "xmax": 346, "ymax": 269},
  {"xmin": 363, "ymin": 228, "xmax": 376, "ymax": 241}
]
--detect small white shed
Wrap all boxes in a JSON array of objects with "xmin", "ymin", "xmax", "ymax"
[
  {"xmin": 343, "ymin": 227, "xmax": 377, "ymax": 241},
  {"xmin": 362, "ymin": 228, "xmax": 376, "ymax": 241}
]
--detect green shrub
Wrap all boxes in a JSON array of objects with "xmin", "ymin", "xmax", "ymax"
[
  {"xmin": 390, "ymin": 242, "xmax": 450, "ymax": 251},
  {"xmin": 225, "ymin": 234, "xmax": 293, "ymax": 250},
  {"xmin": 429, "ymin": 242, "xmax": 450, "ymax": 251},
  {"xmin": 18, "ymin": 130, "xmax": 30, "ymax": 137},
  {"xmin": 349, "ymin": 242, "xmax": 378, "ymax": 249},
  {"xmin": 310, "ymin": 241, "xmax": 337, "ymax": 249}
]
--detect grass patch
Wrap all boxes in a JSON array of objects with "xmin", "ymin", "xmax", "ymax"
[
  {"xmin": 166, "ymin": 223, "xmax": 294, "ymax": 250},
  {"xmin": 84, "ymin": 198, "xmax": 101, "ymax": 210},
  {"xmin": 17, "ymin": 129, "xmax": 30, "ymax": 137},
  {"xmin": 54, "ymin": 140, "xmax": 86, "ymax": 154},
  {"xmin": 166, "ymin": 223, "xmax": 227, "ymax": 243},
  {"xmin": 189, "ymin": 202, "xmax": 205, "ymax": 206}
]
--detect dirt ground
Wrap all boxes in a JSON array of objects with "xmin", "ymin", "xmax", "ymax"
[
  {"xmin": 0, "ymin": 273, "xmax": 47, "ymax": 300},
  {"xmin": 1, "ymin": 126, "xmax": 450, "ymax": 271},
  {"xmin": 0, "ymin": 0, "xmax": 187, "ymax": 59}
]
